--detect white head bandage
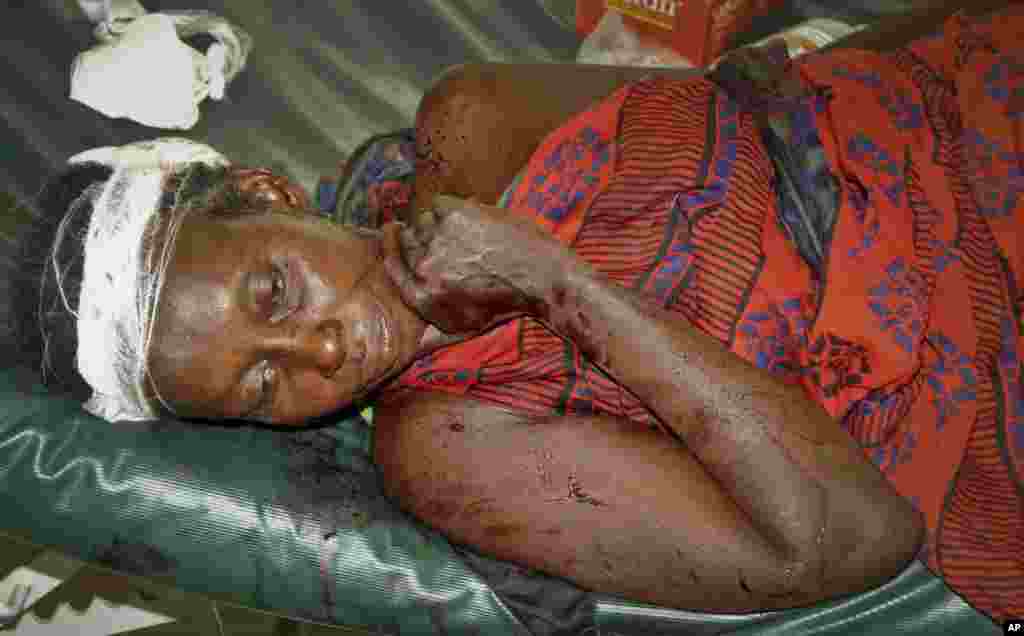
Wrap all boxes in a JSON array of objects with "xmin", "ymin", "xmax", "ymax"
[{"xmin": 64, "ymin": 138, "xmax": 230, "ymax": 422}]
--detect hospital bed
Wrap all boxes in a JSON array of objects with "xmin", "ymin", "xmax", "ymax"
[{"xmin": 0, "ymin": 1, "xmax": 1004, "ymax": 633}]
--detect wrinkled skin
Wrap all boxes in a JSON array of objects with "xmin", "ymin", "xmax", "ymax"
[
  {"xmin": 382, "ymin": 195, "xmax": 571, "ymax": 335},
  {"xmin": 373, "ymin": 189, "xmax": 924, "ymax": 612},
  {"xmin": 147, "ymin": 173, "xmax": 557, "ymax": 426},
  {"xmin": 147, "ymin": 169, "xmax": 433, "ymax": 425}
]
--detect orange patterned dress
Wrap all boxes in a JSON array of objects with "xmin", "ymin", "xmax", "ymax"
[{"xmin": 395, "ymin": 10, "xmax": 1024, "ymax": 620}]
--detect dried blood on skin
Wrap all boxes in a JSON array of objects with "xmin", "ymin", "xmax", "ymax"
[
  {"xmin": 545, "ymin": 286, "xmax": 611, "ymax": 366},
  {"xmin": 448, "ymin": 416, "xmax": 465, "ymax": 432},
  {"xmin": 484, "ymin": 523, "xmax": 524, "ymax": 538}
]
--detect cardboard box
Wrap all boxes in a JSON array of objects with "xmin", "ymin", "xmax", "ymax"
[{"xmin": 577, "ymin": 0, "xmax": 784, "ymax": 67}]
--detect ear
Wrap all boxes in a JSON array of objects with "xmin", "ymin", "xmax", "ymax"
[{"xmin": 229, "ymin": 168, "xmax": 313, "ymax": 216}]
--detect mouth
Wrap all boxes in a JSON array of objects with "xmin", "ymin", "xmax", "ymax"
[
  {"xmin": 348, "ymin": 296, "xmax": 397, "ymax": 397},
  {"xmin": 375, "ymin": 300, "xmax": 393, "ymax": 375}
]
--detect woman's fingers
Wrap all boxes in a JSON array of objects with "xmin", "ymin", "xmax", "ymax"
[
  {"xmin": 382, "ymin": 225, "xmax": 433, "ymax": 314},
  {"xmin": 398, "ymin": 223, "xmax": 430, "ymax": 272},
  {"xmin": 382, "ymin": 198, "xmax": 545, "ymax": 334}
]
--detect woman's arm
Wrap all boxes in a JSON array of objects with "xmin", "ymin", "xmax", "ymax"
[
  {"xmin": 542, "ymin": 247, "xmax": 925, "ymax": 588},
  {"xmin": 379, "ymin": 198, "xmax": 925, "ymax": 611},
  {"xmin": 411, "ymin": 63, "xmax": 703, "ymax": 213},
  {"xmin": 375, "ymin": 390, "xmax": 886, "ymax": 612},
  {"xmin": 411, "ymin": 0, "xmax": 1014, "ymax": 216}
]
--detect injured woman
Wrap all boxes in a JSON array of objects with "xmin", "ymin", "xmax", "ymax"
[{"xmin": 8, "ymin": 2, "xmax": 1022, "ymax": 623}]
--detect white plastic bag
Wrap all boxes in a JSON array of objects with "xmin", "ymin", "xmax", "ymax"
[
  {"xmin": 576, "ymin": 11, "xmax": 697, "ymax": 69},
  {"xmin": 70, "ymin": 13, "xmax": 213, "ymax": 130},
  {"xmin": 750, "ymin": 18, "xmax": 864, "ymax": 59},
  {"xmin": 69, "ymin": 0, "xmax": 252, "ymax": 130}
]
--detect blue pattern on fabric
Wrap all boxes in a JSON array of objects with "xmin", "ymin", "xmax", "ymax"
[
  {"xmin": 646, "ymin": 94, "xmax": 741, "ymax": 306},
  {"xmin": 844, "ymin": 134, "xmax": 908, "ymax": 260},
  {"xmin": 737, "ymin": 297, "xmax": 811, "ymax": 380},
  {"xmin": 867, "ymin": 258, "xmax": 929, "ymax": 354},
  {"xmin": 317, "ymin": 181, "xmax": 338, "ymax": 214},
  {"xmin": 998, "ymin": 316, "xmax": 1024, "ymax": 452},
  {"xmin": 806, "ymin": 332, "xmax": 872, "ymax": 400},
  {"xmin": 847, "ymin": 134, "xmax": 905, "ymax": 204},
  {"xmin": 878, "ymin": 88, "xmax": 925, "ymax": 131},
  {"xmin": 924, "ymin": 332, "xmax": 979, "ymax": 432},
  {"xmin": 964, "ymin": 129, "xmax": 1024, "ymax": 219},
  {"xmin": 522, "ymin": 126, "xmax": 611, "ymax": 224},
  {"xmin": 677, "ymin": 95, "xmax": 741, "ymax": 213},
  {"xmin": 870, "ymin": 429, "xmax": 918, "ymax": 474},
  {"xmin": 846, "ymin": 178, "xmax": 881, "ymax": 260},
  {"xmin": 929, "ymin": 238, "xmax": 961, "ymax": 273},
  {"xmin": 650, "ymin": 237, "xmax": 695, "ymax": 305},
  {"xmin": 984, "ymin": 56, "xmax": 1024, "ymax": 119}
]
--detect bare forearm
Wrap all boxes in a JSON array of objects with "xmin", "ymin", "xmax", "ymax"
[
  {"xmin": 383, "ymin": 192, "xmax": 923, "ymax": 600},
  {"xmin": 542, "ymin": 262, "xmax": 920, "ymax": 573}
]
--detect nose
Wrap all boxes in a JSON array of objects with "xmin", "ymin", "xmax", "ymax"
[{"xmin": 293, "ymin": 320, "xmax": 346, "ymax": 378}]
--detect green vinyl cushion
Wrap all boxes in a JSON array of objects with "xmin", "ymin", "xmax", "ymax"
[{"xmin": 0, "ymin": 365, "xmax": 1002, "ymax": 635}]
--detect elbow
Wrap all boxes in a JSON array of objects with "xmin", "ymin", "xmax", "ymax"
[
  {"xmin": 418, "ymin": 64, "xmax": 487, "ymax": 129},
  {"xmin": 414, "ymin": 64, "xmax": 516, "ymax": 207},
  {"xmin": 860, "ymin": 488, "xmax": 925, "ymax": 578},
  {"xmin": 413, "ymin": 64, "xmax": 482, "ymax": 207},
  {"xmin": 420, "ymin": 64, "xmax": 470, "ymax": 121},
  {"xmin": 770, "ymin": 492, "xmax": 924, "ymax": 608},
  {"xmin": 868, "ymin": 494, "xmax": 925, "ymax": 580},
  {"xmin": 813, "ymin": 494, "xmax": 925, "ymax": 602}
]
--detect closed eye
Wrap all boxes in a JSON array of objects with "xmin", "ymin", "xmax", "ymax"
[
  {"xmin": 269, "ymin": 265, "xmax": 287, "ymax": 316},
  {"xmin": 249, "ymin": 262, "xmax": 301, "ymax": 324},
  {"xmin": 243, "ymin": 362, "xmax": 278, "ymax": 421}
]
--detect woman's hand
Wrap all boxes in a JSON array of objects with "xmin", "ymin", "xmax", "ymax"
[{"xmin": 382, "ymin": 195, "xmax": 569, "ymax": 336}]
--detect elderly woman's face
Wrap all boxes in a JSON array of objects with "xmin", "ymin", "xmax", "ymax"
[{"xmin": 146, "ymin": 171, "xmax": 426, "ymax": 425}]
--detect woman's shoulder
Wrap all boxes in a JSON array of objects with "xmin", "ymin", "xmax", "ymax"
[
  {"xmin": 411, "ymin": 64, "xmax": 708, "ymax": 212},
  {"xmin": 374, "ymin": 388, "xmax": 533, "ymax": 436},
  {"xmin": 371, "ymin": 388, "xmax": 539, "ymax": 490}
]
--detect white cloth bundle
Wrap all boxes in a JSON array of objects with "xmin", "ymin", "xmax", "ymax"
[
  {"xmin": 64, "ymin": 138, "xmax": 230, "ymax": 422},
  {"xmin": 70, "ymin": 0, "xmax": 253, "ymax": 130}
]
